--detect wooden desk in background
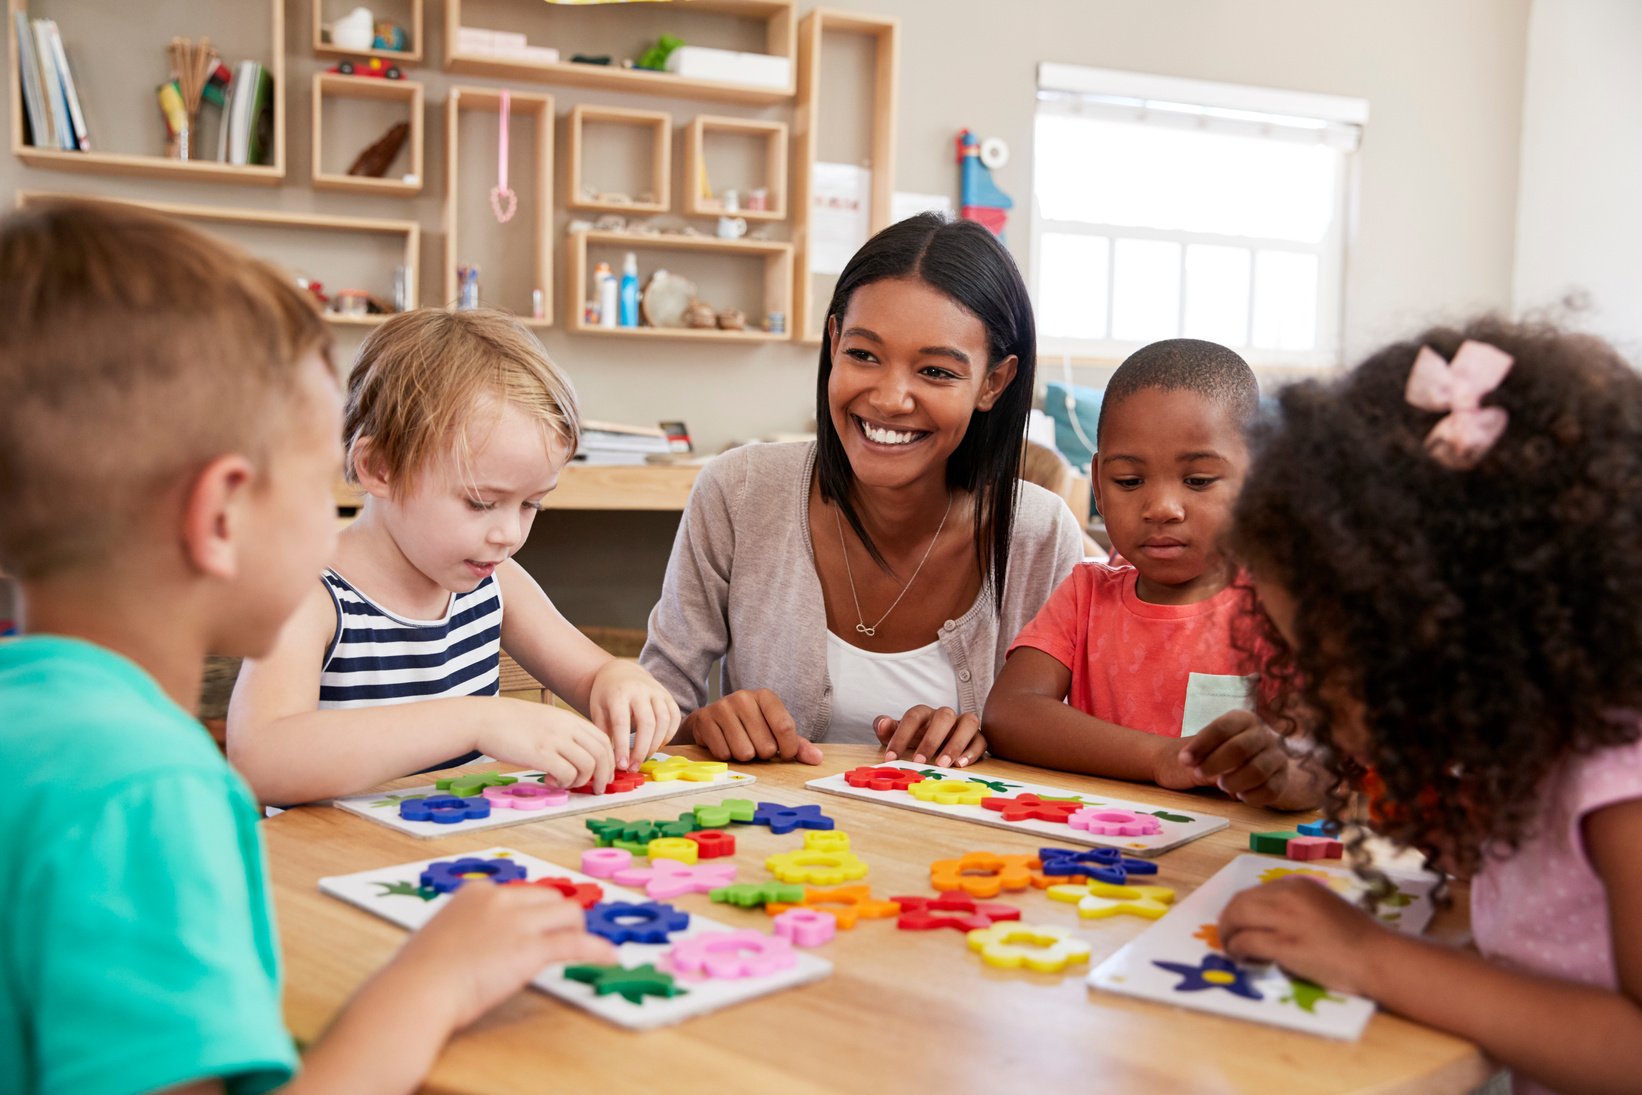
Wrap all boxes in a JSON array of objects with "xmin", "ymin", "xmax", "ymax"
[
  {"xmin": 333, "ymin": 463, "xmax": 702, "ymax": 514},
  {"xmin": 265, "ymin": 745, "xmax": 1489, "ymax": 1094}
]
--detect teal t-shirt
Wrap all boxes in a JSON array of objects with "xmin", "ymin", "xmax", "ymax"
[{"xmin": 0, "ymin": 636, "xmax": 297, "ymax": 1095}]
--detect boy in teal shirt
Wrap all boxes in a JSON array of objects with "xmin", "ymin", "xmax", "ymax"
[{"xmin": 0, "ymin": 200, "xmax": 615, "ymax": 1095}]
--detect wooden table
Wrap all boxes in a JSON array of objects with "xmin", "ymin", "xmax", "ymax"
[
  {"xmin": 266, "ymin": 746, "xmax": 1491, "ymax": 1094},
  {"xmin": 333, "ymin": 463, "xmax": 701, "ymax": 515}
]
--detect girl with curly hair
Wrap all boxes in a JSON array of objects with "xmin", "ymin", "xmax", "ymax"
[{"xmin": 1216, "ymin": 319, "xmax": 1642, "ymax": 1094}]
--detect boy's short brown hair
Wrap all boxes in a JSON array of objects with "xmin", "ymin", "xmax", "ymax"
[
  {"xmin": 0, "ymin": 198, "xmax": 332, "ymax": 581},
  {"xmin": 343, "ymin": 308, "xmax": 580, "ymax": 491}
]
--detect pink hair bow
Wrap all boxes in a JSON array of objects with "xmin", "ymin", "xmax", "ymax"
[{"xmin": 1403, "ymin": 339, "xmax": 1514, "ymax": 470}]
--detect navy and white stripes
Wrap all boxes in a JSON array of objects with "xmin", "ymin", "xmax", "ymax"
[{"xmin": 318, "ymin": 569, "xmax": 503, "ymax": 708}]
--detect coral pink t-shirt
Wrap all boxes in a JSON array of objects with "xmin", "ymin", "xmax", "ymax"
[{"xmin": 1007, "ymin": 562, "xmax": 1250, "ymax": 738}]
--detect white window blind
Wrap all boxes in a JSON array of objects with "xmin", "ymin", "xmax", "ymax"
[{"xmin": 1031, "ymin": 63, "xmax": 1367, "ymax": 366}]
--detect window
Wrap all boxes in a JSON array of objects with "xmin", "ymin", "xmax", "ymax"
[{"xmin": 1031, "ymin": 64, "xmax": 1368, "ymax": 366}]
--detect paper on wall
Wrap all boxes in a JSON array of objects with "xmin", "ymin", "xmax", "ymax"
[{"xmin": 809, "ymin": 162, "xmax": 871, "ymax": 275}]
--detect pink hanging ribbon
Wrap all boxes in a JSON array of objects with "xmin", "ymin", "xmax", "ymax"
[
  {"xmin": 1403, "ymin": 339, "xmax": 1514, "ymax": 470},
  {"xmin": 490, "ymin": 90, "xmax": 517, "ymax": 223}
]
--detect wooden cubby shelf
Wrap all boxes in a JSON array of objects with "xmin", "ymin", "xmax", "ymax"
[
  {"xmin": 16, "ymin": 192, "xmax": 420, "ymax": 327},
  {"xmin": 566, "ymin": 104, "xmax": 671, "ymax": 215},
  {"xmin": 313, "ymin": 0, "xmax": 423, "ymax": 63},
  {"xmin": 312, "ymin": 73, "xmax": 424, "ymax": 195},
  {"xmin": 444, "ymin": 86, "xmax": 555, "ymax": 326},
  {"xmin": 685, "ymin": 114, "xmax": 788, "ymax": 221},
  {"xmin": 7, "ymin": 0, "xmax": 287, "ymax": 185},
  {"xmin": 566, "ymin": 229, "xmax": 793, "ymax": 343},
  {"xmin": 443, "ymin": 0, "xmax": 796, "ymax": 105}
]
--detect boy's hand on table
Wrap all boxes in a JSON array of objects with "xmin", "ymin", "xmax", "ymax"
[
  {"xmin": 588, "ymin": 660, "xmax": 681, "ymax": 770},
  {"xmin": 392, "ymin": 882, "xmax": 618, "ymax": 1031},
  {"xmin": 683, "ymin": 689, "xmax": 823, "ymax": 764},
  {"xmin": 478, "ymin": 705, "xmax": 615, "ymax": 791},
  {"xmin": 1218, "ymin": 876, "xmax": 1386, "ymax": 996},
  {"xmin": 875, "ymin": 706, "xmax": 985, "ymax": 768},
  {"xmin": 1177, "ymin": 710, "xmax": 1304, "ymax": 808}
]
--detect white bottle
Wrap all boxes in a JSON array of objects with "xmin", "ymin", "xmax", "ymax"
[{"xmin": 594, "ymin": 261, "xmax": 617, "ymax": 328}]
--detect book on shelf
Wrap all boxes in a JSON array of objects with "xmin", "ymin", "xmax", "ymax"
[
  {"xmin": 219, "ymin": 61, "xmax": 274, "ymax": 166},
  {"xmin": 578, "ymin": 420, "xmax": 673, "ymax": 457},
  {"xmin": 42, "ymin": 20, "xmax": 90, "ymax": 152},
  {"xmin": 29, "ymin": 19, "xmax": 70, "ymax": 150},
  {"xmin": 13, "ymin": 12, "xmax": 48, "ymax": 148}
]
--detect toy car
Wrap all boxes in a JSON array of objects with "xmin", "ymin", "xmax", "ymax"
[{"xmin": 332, "ymin": 58, "xmax": 402, "ymax": 79}]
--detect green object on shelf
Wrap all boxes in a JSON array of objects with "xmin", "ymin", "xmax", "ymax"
[{"xmin": 635, "ymin": 33, "xmax": 683, "ymax": 71}]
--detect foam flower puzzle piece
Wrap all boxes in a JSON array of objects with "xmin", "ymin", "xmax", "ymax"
[
  {"xmin": 1152, "ymin": 953, "xmax": 1263, "ymax": 1000},
  {"xmin": 399, "ymin": 794, "xmax": 491, "ymax": 824},
  {"xmin": 641, "ymin": 755, "xmax": 730, "ymax": 783},
  {"xmin": 965, "ymin": 922, "xmax": 1092, "ymax": 973},
  {"xmin": 668, "ymin": 930, "xmax": 797, "ymax": 980},
  {"xmin": 802, "ymin": 830, "xmax": 851, "ymax": 852},
  {"xmin": 1257, "ymin": 866, "xmax": 1352, "ymax": 892},
  {"xmin": 685, "ymin": 830, "xmax": 736, "ymax": 858},
  {"xmin": 436, "ymin": 772, "xmax": 518, "ymax": 797},
  {"xmin": 842, "ymin": 766, "xmax": 926, "ymax": 791},
  {"xmin": 765, "ymin": 885, "xmax": 900, "ymax": 928},
  {"xmin": 1069, "ymin": 807, "xmax": 1164, "ymax": 836},
  {"xmin": 772, "ymin": 908, "xmax": 837, "ymax": 947},
  {"xmin": 752, "ymin": 802, "xmax": 836, "ymax": 836},
  {"xmin": 504, "ymin": 876, "xmax": 604, "ymax": 908},
  {"xmin": 693, "ymin": 798, "xmax": 757, "ymax": 828},
  {"xmin": 613, "ymin": 859, "xmax": 737, "ymax": 900},
  {"xmin": 1297, "ymin": 818, "xmax": 1341, "ymax": 837},
  {"xmin": 647, "ymin": 837, "xmax": 700, "ymax": 865},
  {"xmin": 483, "ymin": 783, "xmax": 568, "ymax": 810},
  {"xmin": 570, "ymin": 770, "xmax": 648, "ymax": 796},
  {"xmin": 764, "ymin": 848, "xmax": 867, "ymax": 885},
  {"xmin": 584, "ymin": 900, "xmax": 691, "ymax": 945},
  {"xmin": 419, "ymin": 856, "xmax": 527, "ymax": 894},
  {"xmin": 581, "ymin": 848, "xmax": 633, "ymax": 878},
  {"xmin": 1046, "ymin": 879, "xmax": 1176, "ymax": 920},
  {"xmin": 978, "ymin": 794, "xmax": 1084, "ymax": 824},
  {"xmin": 1035, "ymin": 845, "xmax": 1159, "ymax": 887},
  {"xmin": 709, "ymin": 881, "xmax": 805, "ymax": 908},
  {"xmin": 893, "ymin": 894, "xmax": 1022, "ymax": 932},
  {"xmin": 906, "ymin": 778, "xmax": 992, "ymax": 806},
  {"xmin": 1286, "ymin": 836, "xmax": 1344, "ymax": 861},
  {"xmin": 929, "ymin": 852, "xmax": 1037, "ymax": 898},
  {"xmin": 585, "ymin": 815, "xmax": 699, "ymax": 849},
  {"xmin": 563, "ymin": 962, "xmax": 687, "ymax": 1005}
]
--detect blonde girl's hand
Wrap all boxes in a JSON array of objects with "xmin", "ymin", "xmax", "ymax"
[
  {"xmin": 875, "ymin": 707, "xmax": 986, "ymax": 768},
  {"xmin": 1217, "ymin": 876, "xmax": 1388, "ymax": 995},
  {"xmin": 477, "ymin": 703, "xmax": 615, "ymax": 791},
  {"xmin": 389, "ymin": 882, "xmax": 617, "ymax": 1031},
  {"xmin": 588, "ymin": 660, "xmax": 682, "ymax": 770}
]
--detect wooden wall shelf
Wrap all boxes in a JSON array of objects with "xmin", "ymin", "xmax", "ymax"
[
  {"xmin": 443, "ymin": 0, "xmax": 796, "ymax": 105},
  {"xmin": 16, "ymin": 191, "xmax": 419, "ymax": 327},
  {"xmin": 793, "ymin": 9, "xmax": 899, "ymax": 344},
  {"xmin": 7, "ymin": 0, "xmax": 287, "ymax": 184},
  {"xmin": 444, "ymin": 86, "xmax": 554, "ymax": 326},
  {"xmin": 312, "ymin": 73, "xmax": 424, "ymax": 195},
  {"xmin": 565, "ymin": 104, "xmax": 671, "ymax": 215},
  {"xmin": 566, "ymin": 229, "xmax": 793, "ymax": 343},
  {"xmin": 685, "ymin": 114, "xmax": 788, "ymax": 221},
  {"xmin": 313, "ymin": 0, "xmax": 423, "ymax": 63}
]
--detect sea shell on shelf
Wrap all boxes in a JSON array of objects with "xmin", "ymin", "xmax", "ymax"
[
  {"xmin": 641, "ymin": 269, "xmax": 698, "ymax": 329},
  {"xmin": 683, "ymin": 298, "xmax": 716, "ymax": 328},
  {"xmin": 715, "ymin": 308, "xmax": 746, "ymax": 331}
]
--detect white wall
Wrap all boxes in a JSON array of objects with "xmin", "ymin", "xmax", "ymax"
[{"xmin": 1513, "ymin": 0, "xmax": 1642, "ymax": 358}]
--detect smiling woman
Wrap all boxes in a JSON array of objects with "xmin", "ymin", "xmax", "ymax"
[{"xmin": 642, "ymin": 214, "xmax": 1085, "ymax": 767}]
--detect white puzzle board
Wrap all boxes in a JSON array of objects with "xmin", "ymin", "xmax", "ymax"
[
  {"xmin": 805, "ymin": 760, "xmax": 1227, "ymax": 856},
  {"xmin": 320, "ymin": 846, "xmax": 831, "ymax": 1030},
  {"xmin": 333, "ymin": 757, "xmax": 757, "ymax": 839},
  {"xmin": 1088, "ymin": 853, "xmax": 1439, "ymax": 1040}
]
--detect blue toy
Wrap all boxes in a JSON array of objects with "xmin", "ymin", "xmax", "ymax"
[
  {"xmin": 399, "ymin": 794, "xmax": 491, "ymax": 824},
  {"xmin": 957, "ymin": 128, "xmax": 1013, "ymax": 240},
  {"xmin": 585, "ymin": 900, "xmax": 692, "ymax": 945},
  {"xmin": 1297, "ymin": 818, "xmax": 1340, "ymax": 837},
  {"xmin": 419, "ymin": 857, "xmax": 527, "ymax": 894},
  {"xmin": 751, "ymin": 802, "xmax": 835, "ymax": 836},
  {"xmin": 1039, "ymin": 845, "xmax": 1158, "ymax": 886}
]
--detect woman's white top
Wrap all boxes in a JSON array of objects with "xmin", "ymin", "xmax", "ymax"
[{"xmin": 823, "ymin": 632, "xmax": 961, "ymax": 743}]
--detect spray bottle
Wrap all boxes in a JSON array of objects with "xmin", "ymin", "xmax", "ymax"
[{"xmin": 618, "ymin": 252, "xmax": 640, "ymax": 328}]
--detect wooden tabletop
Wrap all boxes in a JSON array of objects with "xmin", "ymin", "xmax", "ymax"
[{"xmin": 265, "ymin": 745, "xmax": 1490, "ymax": 1094}]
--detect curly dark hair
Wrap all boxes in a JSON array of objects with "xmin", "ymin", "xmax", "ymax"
[{"xmin": 1230, "ymin": 317, "xmax": 1642, "ymax": 876}]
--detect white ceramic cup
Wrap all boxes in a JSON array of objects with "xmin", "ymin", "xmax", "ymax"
[{"xmin": 716, "ymin": 216, "xmax": 748, "ymax": 240}]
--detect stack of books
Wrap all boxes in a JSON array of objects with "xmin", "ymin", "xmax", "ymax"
[
  {"xmin": 15, "ymin": 14, "xmax": 89, "ymax": 151},
  {"xmin": 575, "ymin": 421, "xmax": 673, "ymax": 466}
]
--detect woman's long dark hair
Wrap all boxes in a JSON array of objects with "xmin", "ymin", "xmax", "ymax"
[{"xmin": 815, "ymin": 213, "xmax": 1035, "ymax": 612}]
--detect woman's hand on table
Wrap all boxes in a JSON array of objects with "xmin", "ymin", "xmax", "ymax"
[
  {"xmin": 683, "ymin": 689, "xmax": 824, "ymax": 764},
  {"xmin": 875, "ymin": 706, "xmax": 985, "ymax": 768}
]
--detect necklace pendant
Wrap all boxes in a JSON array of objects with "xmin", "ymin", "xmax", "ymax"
[{"xmin": 856, "ymin": 623, "xmax": 875, "ymax": 636}]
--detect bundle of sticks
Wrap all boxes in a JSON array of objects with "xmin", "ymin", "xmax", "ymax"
[{"xmin": 167, "ymin": 36, "xmax": 215, "ymax": 159}]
